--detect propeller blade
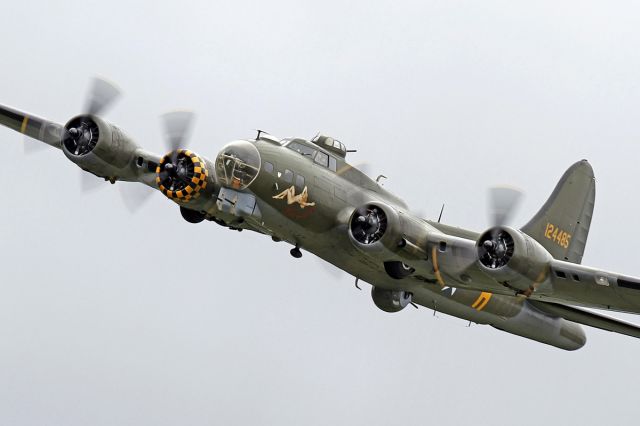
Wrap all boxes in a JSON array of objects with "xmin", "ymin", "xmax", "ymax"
[
  {"xmin": 84, "ymin": 77, "xmax": 121, "ymax": 116},
  {"xmin": 489, "ymin": 186, "xmax": 523, "ymax": 227},
  {"xmin": 119, "ymin": 182, "xmax": 155, "ymax": 213},
  {"xmin": 424, "ymin": 187, "xmax": 524, "ymax": 283},
  {"xmin": 161, "ymin": 110, "xmax": 195, "ymax": 153}
]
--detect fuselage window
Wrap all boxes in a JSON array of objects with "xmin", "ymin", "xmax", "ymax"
[
  {"xmin": 264, "ymin": 161, "xmax": 274, "ymax": 174},
  {"xmin": 295, "ymin": 174, "xmax": 305, "ymax": 189},
  {"xmin": 314, "ymin": 151, "xmax": 329, "ymax": 168},
  {"xmin": 283, "ymin": 169, "xmax": 294, "ymax": 183},
  {"xmin": 287, "ymin": 141, "xmax": 317, "ymax": 158},
  {"xmin": 328, "ymin": 156, "xmax": 337, "ymax": 172}
]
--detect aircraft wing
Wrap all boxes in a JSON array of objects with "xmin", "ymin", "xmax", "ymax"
[
  {"xmin": 0, "ymin": 104, "xmax": 63, "ymax": 148},
  {"xmin": 529, "ymin": 300, "xmax": 640, "ymax": 339},
  {"xmin": 425, "ymin": 234, "xmax": 640, "ymax": 315},
  {"xmin": 0, "ymin": 95, "xmax": 162, "ymax": 189},
  {"xmin": 535, "ymin": 259, "xmax": 640, "ymax": 314}
]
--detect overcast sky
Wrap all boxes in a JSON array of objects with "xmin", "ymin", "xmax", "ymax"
[{"xmin": 1, "ymin": 1, "xmax": 640, "ymax": 425}]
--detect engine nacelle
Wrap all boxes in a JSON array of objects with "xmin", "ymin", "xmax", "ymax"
[
  {"xmin": 156, "ymin": 149, "xmax": 212, "ymax": 203},
  {"xmin": 61, "ymin": 115, "xmax": 142, "ymax": 181},
  {"xmin": 476, "ymin": 226, "xmax": 553, "ymax": 292},
  {"xmin": 371, "ymin": 287, "xmax": 413, "ymax": 313},
  {"xmin": 348, "ymin": 202, "xmax": 430, "ymax": 265}
]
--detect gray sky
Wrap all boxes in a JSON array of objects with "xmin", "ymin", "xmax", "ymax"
[{"xmin": 1, "ymin": 1, "xmax": 640, "ymax": 425}]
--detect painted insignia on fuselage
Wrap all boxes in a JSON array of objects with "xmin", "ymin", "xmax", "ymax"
[{"xmin": 273, "ymin": 185, "xmax": 316, "ymax": 208}]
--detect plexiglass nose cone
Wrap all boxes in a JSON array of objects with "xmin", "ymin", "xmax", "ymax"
[{"xmin": 215, "ymin": 141, "xmax": 261, "ymax": 190}]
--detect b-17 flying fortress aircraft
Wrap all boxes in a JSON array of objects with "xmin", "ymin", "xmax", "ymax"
[{"xmin": 2, "ymin": 78, "xmax": 640, "ymax": 351}]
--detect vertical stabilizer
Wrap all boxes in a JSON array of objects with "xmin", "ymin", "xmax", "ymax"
[{"xmin": 521, "ymin": 160, "xmax": 595, "ymax": 264}]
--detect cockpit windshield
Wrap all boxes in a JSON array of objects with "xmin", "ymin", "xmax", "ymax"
[
  {"xmin": 215, "ymin": 141, "xmax": 261, "ymax": 190},
  {"xmin": 286, "ymin": 140, "xmax": 317, "ymax": 158}
]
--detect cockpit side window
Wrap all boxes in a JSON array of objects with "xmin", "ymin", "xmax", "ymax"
[
  {"xmin": 314, "ymin": 151, "xmax": 329, "ymax": 167},
  {"xmin": 328, "ymin": 156, "xmax": 337, "ymax": 172},
  {"xmin": 287, "ymin": 141, "xmax": 317, "ymax": 158},
  {"xmin": 285, "ymin": 139, "xmax": 339, "ymax": 173}
]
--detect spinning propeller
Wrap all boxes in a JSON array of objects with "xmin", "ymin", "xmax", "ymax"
[
  {"xmin": 83, "ymin": 77, "xmax": 121, "ymax": 116},
  {"xmin": 23, "ymin": 77, "xmax": 122, "ymax": 156},
  {"xmin": 476, "ymin": 186, "xmax": 524, "ymax": 270},
  {"xmin": 155, "ymin": 111, "xmax": 197, "ymax": 194},
  {"xmin": 23, "ymin": 77, "xmax": 197, "ymax": 213},
  {"xmin": 63, "ymin": 78, "xmax": 122, "ymax": 158},
  {"xmin": 488, "ymin": 186, "xmax": 523, "ymax": 229}
]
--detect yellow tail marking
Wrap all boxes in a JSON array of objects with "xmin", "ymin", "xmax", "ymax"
[
  {"xmin": 431, "ymin": 246, "xmax": 446, "ymax": 287},
  {"xmin": 471, "ymin": 292, "xmax": 493, "ymax": 311},
  {"xmin": 20, "ymin": 116, "xmax": 29, "ymax": 133}
]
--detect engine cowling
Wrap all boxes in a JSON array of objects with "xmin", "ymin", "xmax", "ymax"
[
  {"xmin": 348, "ymin": 201, "xmax": 432, "ymax": 270},
  {"xmin": 61, "ymin": 115, "xmax": 141, "ymax": 181},
  {"xmin": 371, "ymin": 287, "xmax": 413, "ymax": 313},
  {"xmin": 348, "ymin": 202, "xmax": 400, "ymax": 256},
  {"xmin": 476, "ymin": 226, "xmax": 553, "ymax": 292},
  {"xmin": 156, "ymin": 149, "xmax": 210, "ymax": 202},
  {"xmin": 348, "ymin": 202, "xmax": 406, "ymax": 253}
]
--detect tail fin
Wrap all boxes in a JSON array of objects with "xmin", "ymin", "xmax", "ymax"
[{"xmin": 521, "ymin": 160, "xmax": 595, "ymax": 264}]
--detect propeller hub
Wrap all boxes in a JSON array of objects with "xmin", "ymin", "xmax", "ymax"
[
  {"xmin": 357, "ymin": 213, "xmax": 379, "ymax": 233},
  {"xmin": 477, "ymin": 228, "xmax": 515, "ymax": 270},
  {"xmin": 62, "ymin": 116, "xmax": 100, "ymax": 157},
  {"xmin": 176, "ymin": 163, "xmax": 188, "ymax": 179},
  {"xmin": 164, "ymin": 162, "xmax": 176, "ymax": 174}
]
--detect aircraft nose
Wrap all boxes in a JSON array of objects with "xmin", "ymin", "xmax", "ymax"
[{"xmin": 214, "ymin": 140, "xmax": 262, "ymax": 190}]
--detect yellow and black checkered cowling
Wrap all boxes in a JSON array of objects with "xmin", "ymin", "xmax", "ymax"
[{"xmin": 155, "ymin": 150, "xmax": 209, "ymax": 202}]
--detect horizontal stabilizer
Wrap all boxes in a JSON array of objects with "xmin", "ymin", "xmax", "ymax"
[{"xmin": 530, "ymin": 300, "xmax": 640, "ymax": 339}]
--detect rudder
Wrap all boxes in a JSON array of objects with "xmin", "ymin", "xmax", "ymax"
[{"xmin": 521, "ymin": 160, "xmax": 595, "ymax": 264}]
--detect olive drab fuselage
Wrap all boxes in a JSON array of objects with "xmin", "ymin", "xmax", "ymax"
[{"xmin": 2, "ymin": 89, "xmax": 640, "ymax": 350}]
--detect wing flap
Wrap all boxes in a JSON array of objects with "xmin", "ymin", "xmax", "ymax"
[{"xmin": 530, "ymin": 300, "xmax": 640, "ymax": 339}]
